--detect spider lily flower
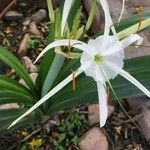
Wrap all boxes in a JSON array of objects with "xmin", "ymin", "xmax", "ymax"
[
  {"xmin": 8, "ymin": 0, "xmax": 150, "ymax": 128},
  {"xmin": 8, "ymin": 34, "xmax": 149, "ymax": 128}
]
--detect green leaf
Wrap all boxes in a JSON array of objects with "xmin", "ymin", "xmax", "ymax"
[
  {"xmin": 0, "ymin": 75, "xmax": 33, "ymax": 97},
  {"xmin": 47, "ymin": 0, "xmax": 55, "ymax": 23},
  {"xmin": 0, "ymin": 46, "xmax": 36, "ymax": 94},
  {"xmin": 71, "ymin": 6, "xmax": 82, "ymax": 38},
  {"xmin": 36, "ymin": 23, "xmax": 55, "ymax": 92},
  {"xmin": 67, "ymin": 0, "xmax": 81, "ymax": 31},
  {"xmin": 0, "ymin": 90, "xmax": 33, "ymax": 104},
  {"xmin": 55, "ymin": 8, "xmax": 61, "ymax": 38},
  {"xmin": 0, "ymin": 108, "xmax": 39, "ymax": 134},
  {"xmin": 115, "ymin": 12, "xmax": 150, "ymax": 33},
  {"xmin": 42, "ymin": 54, "xmax": 65, "ymax": 96},
  {"xmin": 85, "ymin": 0, "xmax": 96, "ymax": 31}
]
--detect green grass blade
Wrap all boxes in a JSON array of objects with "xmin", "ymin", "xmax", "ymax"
[{"xmin": 47, "ymin": 0, "xmax": 55, "ymax": 23}]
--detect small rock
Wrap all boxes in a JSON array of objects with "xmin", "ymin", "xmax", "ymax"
[
  {"xmin": 127, "ymin": 96, "xmax": 150, "ymax": 142},
  {"xmin": 0, "ymin": 103, "xmax": 19, "ymax": 110},
  {"xmin": 18, "ymin": 33, "xmax": 30, "ymax": 57},
  {"xmin": 88, "ymin": 104, "xmax": 114, "ymax": 125},
  {"xmin": 19, "ymin": 73, "xmax": 38, "ymax": 87},
  {"xmin": 30, "ymin": 9, "xmax": 47, "ymax": 24},
  {"xmin": 21, "ymin": 56, "xmax": 37, "ymax": 73},
  {"xmin": 4, "ymin": 10, "xmax": 23, "ymax": 21},
  {"xmin": 28, "ymin": 22, "xmax": 41, "ymax": 35},
  {"xmin": 79, "ymin": 127, "xmax": 108, "ymax": 150}
]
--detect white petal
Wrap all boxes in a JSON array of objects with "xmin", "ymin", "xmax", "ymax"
[
  {"xmin": 121, "ymin": 34, "xmax": 143, "ymax": 48},
  {"xmin": 119, "ymin": 69, "xmax": 150, "ymax": 98},
  {"xmin": 99, "ymin": 0, "xmax": 118, "ymax": 38},
  {"xmin": 106, "ymin": 62, "xmax": 150, "ymax": 98},
  {"xmin": 97, "ymin": 82, "xmax": 108, "ymax": 127},
  {"xmin": 99, "ymin": 0, "xmax": 112, "ymax": 35},
  {"xmin": 8, "ymin": 68, "xmax": 83, "ymax": 128},
  {"xmin": 61, "ymin": 0, "xmax": 73, "ymax": 36},
  {"xmin": 118, "ymin": 0, "xmax": 125, "ymax": 22},
  {"xmin": 34, "ymin": 39, "xmax": 88, "ymax": 64}
]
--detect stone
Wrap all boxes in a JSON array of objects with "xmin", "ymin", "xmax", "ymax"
[
  {"xmin": 19, "ymin": 73, "xmax": 38, "ymax": 87},
  {"xmin": 21, "ymin": 56, "xmax": 37, "ymax": 73},
  {"xmin": 79, "ymin": 127, "xmax": 108, "ymax": 150},
  {"xmin": 0, "ymin": 103, "xmax": 19, "ymax": 110},
  {"xmin": 127, "ymin": 96, "xmax": 150, "ymax": 142},
  {"xmin": 88, "ymin": 104, "xmax": 114, "ymax": 125},
  {"xmin": 4, "ymin": 10, "xmax": 23, "ymax": 21},
  {"xmin": 30, "ymin": 9, "xmax": 47, "ymax": 24}
]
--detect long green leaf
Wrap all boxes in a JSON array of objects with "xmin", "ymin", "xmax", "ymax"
[
  {"xmin": 85, "ymin": 0, "xmax": 96, "ymax": 31},
  {"xmin": 0, "ymin": 90, "xmax": 33, "ymax": 104},
  {"xmin": 47, "ymin": 0, "xmax": 55, "ymax": 23},
  {"xmin": 0, "ymin": 108, "xmax": 39, "ymax": 134},
  {"xmin": 0, "ymin": 46, "xmax": 36, "ymax": 94},
  {"xmin": 42, "ymin": 54, "xmax": 65, "ymax": 96},
  {"xmin": 0, "ymin": 75, "xmax": 33, "ymax": 97}
]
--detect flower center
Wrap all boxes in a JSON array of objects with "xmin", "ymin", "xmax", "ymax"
[{"xmin": 94, "ymin": 54, "xmax": 103, "ymax": 63}]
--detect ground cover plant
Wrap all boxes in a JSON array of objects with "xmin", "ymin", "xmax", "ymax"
[{"xmin": 0, "ymin": 0, "xmax": 150, "ymax": 149}]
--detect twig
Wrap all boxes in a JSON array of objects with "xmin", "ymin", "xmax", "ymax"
[
  {"xmin": 0, "ymin": 0, "xmax": 17, "ymax": 20},
  {"xmin": 8, "ymin": 128, "xmax": 41, "ymax": 150},
  {"xmin": 21, "ymin": 128, "xmax": 41, "ymax": 143}
]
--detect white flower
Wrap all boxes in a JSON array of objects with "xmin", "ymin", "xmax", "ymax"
[
  {"xmin": 80, "ymin": 35, "xmax": 124, "ymax": 83},
  {"xmin": 8, "ymin": 0, "xmax": 150, "ymax": 128}
]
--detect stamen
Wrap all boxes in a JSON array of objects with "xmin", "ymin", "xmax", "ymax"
[
  {"xmin": 71, "ymin": 70, "xmax": 76, "ymax": 91},
  {"xmin": 94, "ymin": 54, "xmax": 103, "ymax": 63},
  {"xmin": 136, "ymin": 5, "xmax": 144, "ymax": 33}
]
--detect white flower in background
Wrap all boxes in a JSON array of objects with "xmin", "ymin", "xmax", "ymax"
[{"xmin": 8, "ymin": 0, "xmax": 150, "ymax": 128}]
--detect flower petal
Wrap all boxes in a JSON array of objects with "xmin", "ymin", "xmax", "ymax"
[
  {"xmin": 99, "ymin": 0, "xmax": 113, "ymax": 35},
  {"xmin": 8, "ymin": 68, "xmax": 83, "ymax": 128},
  {"xmin": 118, "ymin": 0, "xmax": 125, "ymax": 22},
  {"xmin": 119, "ymin": 69, "xmax": 150, "ymax": 97},
  {"xmin": 121, "ymin": 34, "xmax": 143, "ymax": 48},
  {"xmin": 34, "ymin": 39, "xmax": 88, "ymax": 64},
  {"xmin": 97, "ymin": 82, "xmax": 108, "ymax": 127},
  {"xmin": 61, "ymin": 0, "xmax": 74, "ymax": 36},
  {"xmin": 106, "ymin": 62, "xmax": 150, "ymax": 98}
]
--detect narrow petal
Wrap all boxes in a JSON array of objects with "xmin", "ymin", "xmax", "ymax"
[
  {"xmin": 8, "ymin": 68, "xmax": 83, "ymax": 128},
  {"xmin": 121, "ymin": 34, "xmax": 143, "ymax": 48},
  {"xmin": 99, "ymin": 0, "xmax": 118, "ymax": 38},
  {"xmin": 118, "ymin": 0, "xmax": 125, "ymax": 22},
  {"xmin": 99, "ymin": 0, "xmax": 112, "ymax": 35},
  {"xmin": 97, "ymin": 82, "xmax": 108, "ymax": 127},
  {"xmin": 106, "ymin": 62, "xmax": 150, "ymax": 98},
  {"xmin": 34, "ymin": 39, "xmax": 88, "ymax": 64},
  {"xmin": 61, "ymin": 0, "xmax": 73, "ymax": 36},
  {"xmin": 119, "ymin": 69, "xmax": 150, "ymax": 97}
]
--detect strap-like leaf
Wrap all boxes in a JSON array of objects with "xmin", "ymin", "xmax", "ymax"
[
  {"xmin": 0, "ymin": 90, "xmax": 33, "ymax": 104},
  {"xmin": 0, "ymin": 46, "xmax": 36, "ymax": 93},
  {"xmin": 0, "ymin": 75, "xmax": 33, "ymax": 97},
  {"xmin": 0, "ymin": 108, "xmax": 39, "ymax": 134}
]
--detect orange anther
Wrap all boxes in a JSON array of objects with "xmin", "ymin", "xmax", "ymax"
[
  {"xmin": 135, "ymin": 5, "xmax": 144, "ymax": 33},
  {"xmin": 71, "ymin": 70, "xmax": 76, "ymax": 91}
]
